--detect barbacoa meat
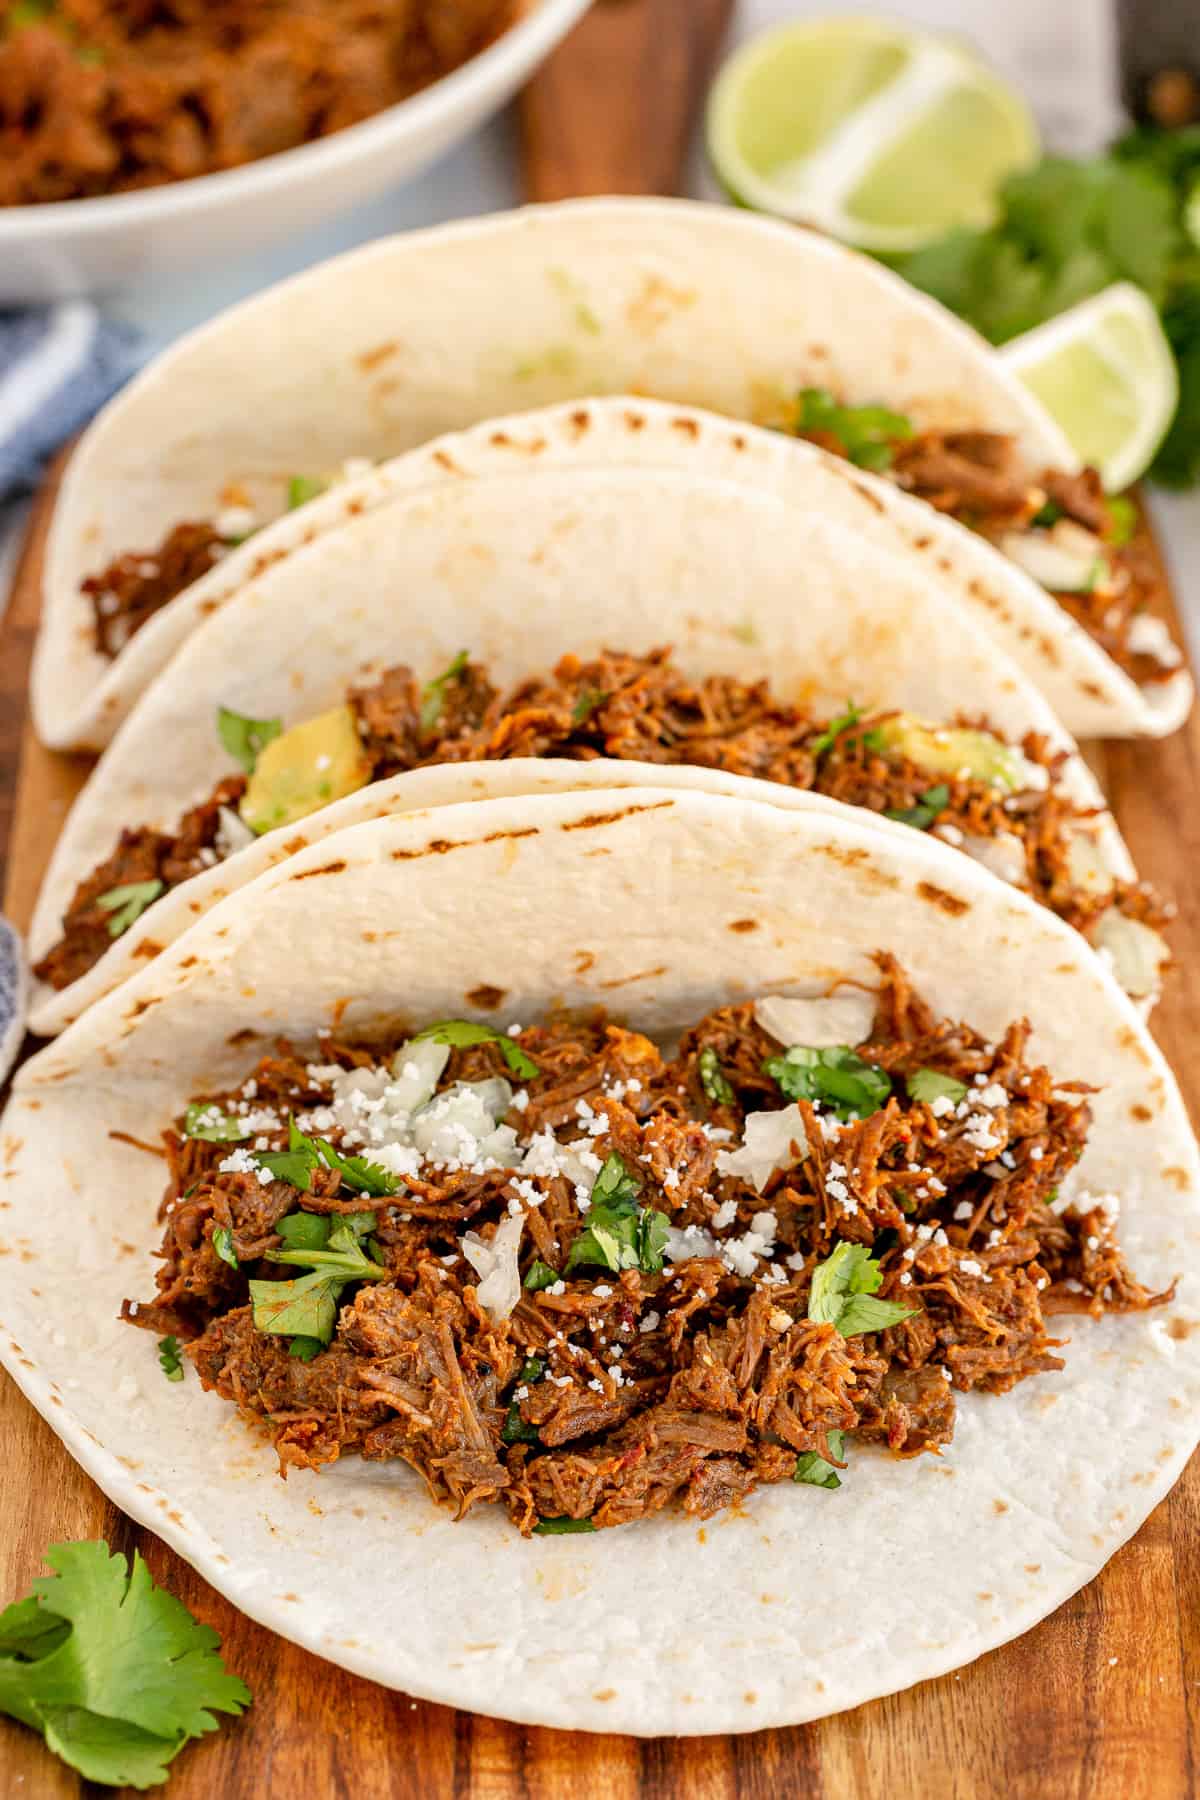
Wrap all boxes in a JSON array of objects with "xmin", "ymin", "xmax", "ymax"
[
  {"xmin": 36, "ymin": 648, "xmax": 1172, "ymax": 991},
  {"xmin": 84, "ymin": 522, "xmax": 229, "ymax": 657},
  {"xmin": 1, "ymin": 2, "xmax": 517, "ymax": 206},
  {"xmin": 121, "ymin": 960, "xmax": 1172, "ymax": 1535}
]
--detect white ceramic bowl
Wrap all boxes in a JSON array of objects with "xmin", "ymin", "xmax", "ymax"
[{"xmin": 0, "ymin": 0, "xmax": 591, "ymax": 303}]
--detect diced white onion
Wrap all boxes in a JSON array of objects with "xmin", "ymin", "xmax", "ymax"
[
  {"xmin": 215, "ymin": 805, "xmax": 256, "ymax": 859},
  {"xmin": 716, "ymin": 1104, "xmax": 809, "ymax": 1194},
  {"xmin": 1000, "ymin": 522, "xmax": 1108, "ymax": 595},
  {"xmin": 754, "ymin": 991, "xmax": 875, "ymax": 1049},
  {"xmin": 959, "ymin": 831, "xmax": 1028, "ymax": 888},
  {"xmin": 1093, "ymin": 910, "xmax": 1167, "ymax": 1002},
  {"xmin": 461, "ymin": 1213, "xmax": 524, "ymax": 1322}
]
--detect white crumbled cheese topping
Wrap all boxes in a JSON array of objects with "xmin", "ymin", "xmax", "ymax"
[
  {"xmin": 959, "ymin": 1258, "xmax": 984, "ymax": 1277},
  {"xmin": 962, "ymin": 1113, "xmax": 1003, "ymax": 1152},
  {"xmin": 930, "ymin": 1095, "xmax": 956, "ymax": 1119},
  {"xmin": 218, "ymin": 1145, "xmax": 274, "ymax": 1186},
  {"xmin": 639, "ymin": 1310, "xmax": 661, "ymax": 1334},
  {"xmin": 785, "ymin": 1251, "xmax": 807, "ymax": 1271},
  {"xmin": 548, "ymin": 1280, "xmax": 567, "ymax": 1297},
  {"xmin": 954, "ymin": 1200, "xmax": 974, "ymax": 1221},
  {"xmin": 215, "ymin": 502, "xmax": 256, "ymax": 539},
  {"xmin": 592, "ymin": 1284, "xmax": 614, "ymax": 1299},
  {"xmin": 512, "ymin": 1089, "xmax": 530, "ymax": 1113},
  {"xmin": 1029, "ymin": 1145, "xmax": 1044, "ymax": 1161},
  {"xmin": 711, "ymin": 1198, "xmax": 739, "ymax": 1231},
  {"xmin": 976, "ymin": 1083, "xmax": 1009, "ymax": 1110}
]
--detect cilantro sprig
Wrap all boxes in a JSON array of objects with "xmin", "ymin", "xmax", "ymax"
[
  {"xmin": 565, "ymin": 1154, "xmax": 670, "ymax": 1275},
  {"xmin": 808, "ymin": 1242, "xmax": 914, "ymax": 1338},
  {"xmin": 286, "ymin": 474, "xmax": 326, "ymax": 510},
  {"xmin": 419, "ymin": 651, "xmax": 469, "ymax": 733},
  {"xmin": 414, "ymin": 1018, "xmax": 540, "ymax": 1080},
  {"xmin": 157, "ymin": 1336, "xmax": 183, "ymax": 1383},
  {"xmin": 793, "ymin": 388, "xmax": 913, "ymax": 471},
  {"xmin": 216, "ymin": 706, "xmax": 282, "ymax": 775},
  {"xmin": 884, "ymin": 783, "xmax": 950, "ymax": 831},
  {"xmin": 183, "ymin": 1103, "xmax": 249, "ymax": 1144},
  {"xmin": 765, "ymin": 1045, "xmax": 891, "ymax": 1121},
  {"xmin": 255, "ymin": 1115, "xmax": 397, "ymax": 1197},
  {"xmin": 533, "ymin": 1517, "xmax": 597, "ymax": 1535},
  {"xmin": 95, "ymin": 880, "xmax": 163, "ymax": 939},
  {"xmin": 249, "ymin": 1210, "xmax": 385, "ymax": 1346},
  {"xmin": 0, "ymin": 1541, "xmax": 249, "ymax": 1787},
  {"xmin": 794, "ymin": 1429, "xmax": 846, "ymax": 1490},
  {"xmin": 906, "ymin": 1068, "xmax": 968, "ymax": 1107}
]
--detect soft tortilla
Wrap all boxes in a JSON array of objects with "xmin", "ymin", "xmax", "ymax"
[
  {"xmin": 29, "ymin": 441, "xmax": 1142, "ymax": 1032},
  {"xmin": 4, "ymin": 788, "xmax": 1199, "ymax": 1732}
]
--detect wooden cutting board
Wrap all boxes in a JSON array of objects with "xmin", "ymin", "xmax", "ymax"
[{"xmin": 4, "ymin": 8, "xmax": 1200, "ymax": 1796}]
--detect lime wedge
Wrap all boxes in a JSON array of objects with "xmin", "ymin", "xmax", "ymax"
[
  {"xmin": 1000, "ymin": 284, "xmax": 1178, "ymax": 492},
  {"xmin": 706, "ymin": 16, "xmax": 1038, "ymax": 252}
]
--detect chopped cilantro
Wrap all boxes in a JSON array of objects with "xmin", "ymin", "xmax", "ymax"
[
  {"xmin": 248, "ymin": 1268, "xmax": 343, "ymax": 1344},
  {"xmin": 794, "ymin": 1429, "xmax": 846, "ymax": 1489},
  {"xmin": 808, "ymin": 1242, "xmax": 915, "ymax": 1337},
  {"xmin": 765, "ymin": 1045, "xmax": 891, "ymax": 1121},
  {"xmin": 523, "ymin": 1260, "xmax": 559, "ymax": 1291},
  {"xmin": 419, "ymin": 651, "xmax": 469, "ymax": 733},
  {"xmin": 216, "ymin": 706, "xmax": 282, "ymax": 775},
  {"xmin": 286, "ymin": 475, "xmax": 326, "ymax": 510},
  {"xmin": 287, "ymin": 1336, "xmax": 324, "ymax": 1362},
  {"xmin": 1030, "ymin": 498, "xmax": 1064, "ymax": 528},
  {"xmin": 884, "ymin": 783, "xmax": 951, "ymax": 831},
  {"xmin": 0, "ymin": 1541, "xmax": 249, "ymax": 1787},
  {"xmin": 906, "ymin": 1068, "xmax": 968, "ymax": 1107},
  {"xmin": 255, "ymin": 1116, "xmax": 397, "ymax": 1197},
  {"xmin": 809, "ymin": 701, "xmax": 862, "ymax": 760},
  {"xmin": 532, "ymin": 1516, "xmax": 597, "ymax": 1535},
  {"xmin": 566, "ymin": 1155, "xmax": 669, "ymax": 1275},
  {"xmin": 794, "ymin": 388, "xmax": 913, "ymax": 470},
  {"xmin": 252, "ymin": 1209, "xmax": 385, "ymax": 1344},
  {"xmin": 183, "ymin": 1103, "xmax": 248, "ymax": 1144},
  {"xmin": 698, "ymin": 1045, "xmax": 735, "ymax": 1106},
  {"xmin": 211, "ymin": 1227, "xmax": 238, "ymax": 1269},
  {"xmin": 1105, "ymin": 494, "xmax": 1137, "ymax": 546},
  {"xmin": 95, "ymin": 879, "xmax": 163, "ymax": 939},
  {"xmin": 414, "ymin": 1018, "xmax": 540, "ymax": 1080},
  {"xmin": 157, "ymin": 1336, "xmax": 183, "ymax": 1382},
  {"xmin": 571, "ymin": 686, "xmax": 607, "ymax": 723},
  {"xmin": 500, "ymin": 1409, "xmax": 541, "ymax": 1446},
  {"xmin": 276, "ymin": 1209, "xmax": 332, "ymax": 1250}
]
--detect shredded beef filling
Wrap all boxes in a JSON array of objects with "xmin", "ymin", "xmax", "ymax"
[
  {"xmin": 84, "ymin": 521, "xmax": 230, "ymax": 657},
  {"xmin": 1, "ymin": 2, "xmax": 517, "ymax": 206},
  {"xmin": 121, "ymin": 958, "xmax": 1172, "ymax": 1534},
  {"xmin": 36, "ymin": 648, "xmax": 1171, "ymax": 992},
  {"xmin": 791, "ymin": 418, "xmax": 1179, "ymax": 688}
]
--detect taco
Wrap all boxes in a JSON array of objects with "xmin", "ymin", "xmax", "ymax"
[
  {"xmin": 35, "ymin": 199, "xmax": 1189, "ymax": 752},
  {"xmin": 3, "ymin": 787, "xmax": 1198, "ymax": 1732},
  {"xmin": 27, "ymin": 420, "xmax": 1170, "ymax": 1035}
]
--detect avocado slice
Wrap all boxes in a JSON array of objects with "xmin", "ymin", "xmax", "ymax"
[
  {"xmin": 240, "ymin": 704, "xmax": 372, "ymax": 834},
  {"xmin": 873, "ymin": 714, "xmax": 1045, "ymax": 794}
]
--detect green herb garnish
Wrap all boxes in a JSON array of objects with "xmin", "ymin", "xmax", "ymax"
[
  {"xmin": 698, "ymin": 1045, "xmax": 735, "ymax": 1105},
  {"xmin": 565, "ymin": 1154, "xmax": 669, "ymax": 1275},
  {"xmin": 532, "ymin": 1516, "xmax": 597, "ymax": 1535},
  {"xmin": 794, "ymin": 1429, "xmax": 846, "ymax": 1489},
  {"xmin": 1105, "ymin": 494, "xmax": 1137, "ymax": 545},
  {"xmin": 183, "ymin": 1103, "xmax": 249, "ymax": 1144},
  {"xmin": 419, "ymin": 651, "xmax": 469, "ymax": 733},
  {"xmin": 255, "ymin": 1117, "xmax": 397, "ymax": 1197},
  {"xmin": 0, "ymin": 1541, "xmax": 249, "ymax": 1788},
  {"xmin": 211, "ymin": 1227, "xmax": 238, "ymax": 1269},
  {"xmin": 809, "ymin": 701, "xmax": 862, "ymax": 760},
  {"xmin": 523, "ymin": 1260, "xmax": 560, "ymax": 1291},
  {"xmin": 286, "ymin": 475, "xmax": 327, "ymax": 510},
  {"xmin": 571, "ymin": 686, "xmax": 607, "ymax": 723},
  {"xmin": 501, "ymin": 1354, "xmax": 546, "ymax": 1447},
  {"xmin": 765, "ymin": 1045, "xmax": 891, "ymax": 1121},
  {"xmin": 95, "ymin": 880, "xmax": 163, "ymax": 939},
  {"xmin": 287, "ymin": 1336, "xmax": 324, "ymax": 1362},
  {"xmin": 216, "ymin": 706, "xmax": 282, "ymax": 775},
  {"xmin": 906, "ymin": 1068, "xmax": 968, "ymax": 1107},
  {"xmin": 808, "ymin": 1242, "xmax": 915, "ymax": 1337},
  {"xmin": 251, "ymin": 1210, "xmax": 385, "ymax": 1345},
  {"xmin": 157, "ymin": 1336, "xmax": 184, "ymax": 1382},
  {"xmin": 414, "ymin": 1018, "xmax": 540, "ymax": 1080},
  {"xmin": 884, "ymin": 783, "xmax": 951, "ymax": 831},
  {"xmin": 794, "ymin": 388, "xmax": 913, "ymax": 470}
]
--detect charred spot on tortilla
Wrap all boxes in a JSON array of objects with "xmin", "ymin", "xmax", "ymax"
[
  {"xmin": 917, "ymin": 882, "xmax": 971, "ymax": 918},
  {"xmin": 290, "ymin": 861, "xmax": 348, "ymax": 881},
  {"xmin": 356, "ymin": 342, "xmax": 399, "ymax": 372},
  {"xmin": 561, "ymin": 802, "xmax": 675, "ymax": 832},
  {"xmin": 728, "ymin": 920, "xmax": 759, "ymax": 934},
  {"xmin": 120, "ymin": 960, "xmax": 1172, "ymax": 1538},
  {"xmin": 465, "ymin": 985, "xmax": 507, "ymax": 1011}
]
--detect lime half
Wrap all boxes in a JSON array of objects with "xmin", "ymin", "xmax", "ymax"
[
  {"xmin": 1000, "ymin": 284, "xmax": 1178, "ymax": 491},
  {"xmin": 706, "ymin": 15, "xmax": 1038, "ymax": 252}
]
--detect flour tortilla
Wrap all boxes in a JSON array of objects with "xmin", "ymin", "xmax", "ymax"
[
  {"xmin": 34, "ymin": 199, "xmax": 1187, "ymax": 749},
  {"xmin": 30, "ymin": 442, "xmax": 1144, "ymax": 1033},
  {"xmin": 4, "ymin": 787, "xmax": 1199, "ymax": 1734}
]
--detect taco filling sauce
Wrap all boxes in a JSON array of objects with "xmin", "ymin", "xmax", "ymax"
[
  {"xmin": 34, "ymin": 649, "xmax": 1171, "ymax": 994},
  {"xmin": 121, "ymin": 961, "xmax": 1171, "ymax": 1535}
]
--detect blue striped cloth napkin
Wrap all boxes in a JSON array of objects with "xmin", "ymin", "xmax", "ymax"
[{"xmin": 0, "ymin": 301, "xmax": 142, "ymax": 500}]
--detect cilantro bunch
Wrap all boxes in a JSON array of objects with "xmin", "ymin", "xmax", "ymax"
[
  {"xmin": 887, "ymin": 131, "xmax": 1200, "ymax": 486},
  {"xmin": 0, "ymin": 1542, "xmax": 249, "ymax": 1788}
]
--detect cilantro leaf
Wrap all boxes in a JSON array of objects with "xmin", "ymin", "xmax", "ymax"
[
  {"xmin": 765, "ymin": 1046, "xmax": 891, "ymax": 1120},
  {"xmin": 275, "ymin": 1210, "xmax": 331, "ymax": 1250},
  {"xmin": 810, "ymin": 701, "xmax": 862, "ymax": 760},
  {"xmin": 794, "ymin": 1429, "xmax": 846, "ymax": 1490},
  {"xmin": 906, "ymin": 1068, "xmax": 968, "ymax": 1107},
  {"xmin": 523, "ymin": 1260, "xmax": 559, "ymax": 1291},
  {"xmin": 255, "ymin": 1116, "xmax": 318, "ymax": 1191},
  {"xmin": 0, "ymin": 1542, "xmax": 249, "ymax": 1787},
  {"xmin": 884, "ymin": 783, "xmax": 950, "ymax": 831},
  {"xmin": 532, "ymin": 1517, "xmax": 597, "ymax": 1535},
  {"xmin": 808, "ymin": 1242, "xmax": 914, "ymax": 1337},
  {"xmin": 698, "ymin": 1045, "xmax": 734, "ymax": 1105},
  {"xmin": 310, "ymin": 1137, "xmax": 397, "ymax": 1198},
  {"xmin": 157, "ymin": 1337, "xmax": 183, "ymax": 1382},
  {"xmin": 95, "ymin": 880, "xmax": 163, "ymax": 940},
  {"xmin": 571, "ymin": 686, "xmax": 607, "ymax": 723},
  {"xmin": 287, "ymin": 1335, "xmax": 324, "ymax": 1362},
  {"xmin": 183, "ymin": 1103, "xmax": 249, "ymax": 1144},
  {"xmin": 419, "ymin": 651, "xmax": 469, "ymax": 733},
  {"xmin": 794, "ymin": 388, "xmax": 913, "ymax": 469},
  {"xmin": 216, "ymin": 706, "xmax": 282, "ymax": 775},
  {"xmin": 255, "ymin": 1117, "xmax": 397, "ymax": 1197},
  {"xmin": 248, "ymin": 1268, "xmax": 344, "ymax": 1343},
  {"xmin": 286, "ymin": 474, "xmax": 326, "ymax": 510},
  {"xmin": 414, "ymin": 1018, "xmax": 540, "ymax": 1080},
  {"xmin": 566, "ymin": 1155, "xmax": 669, "ymax": 1275},
  {"xmin": 211, "ymin": 1227, "xmax": 238, "ymax": 1269}
]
